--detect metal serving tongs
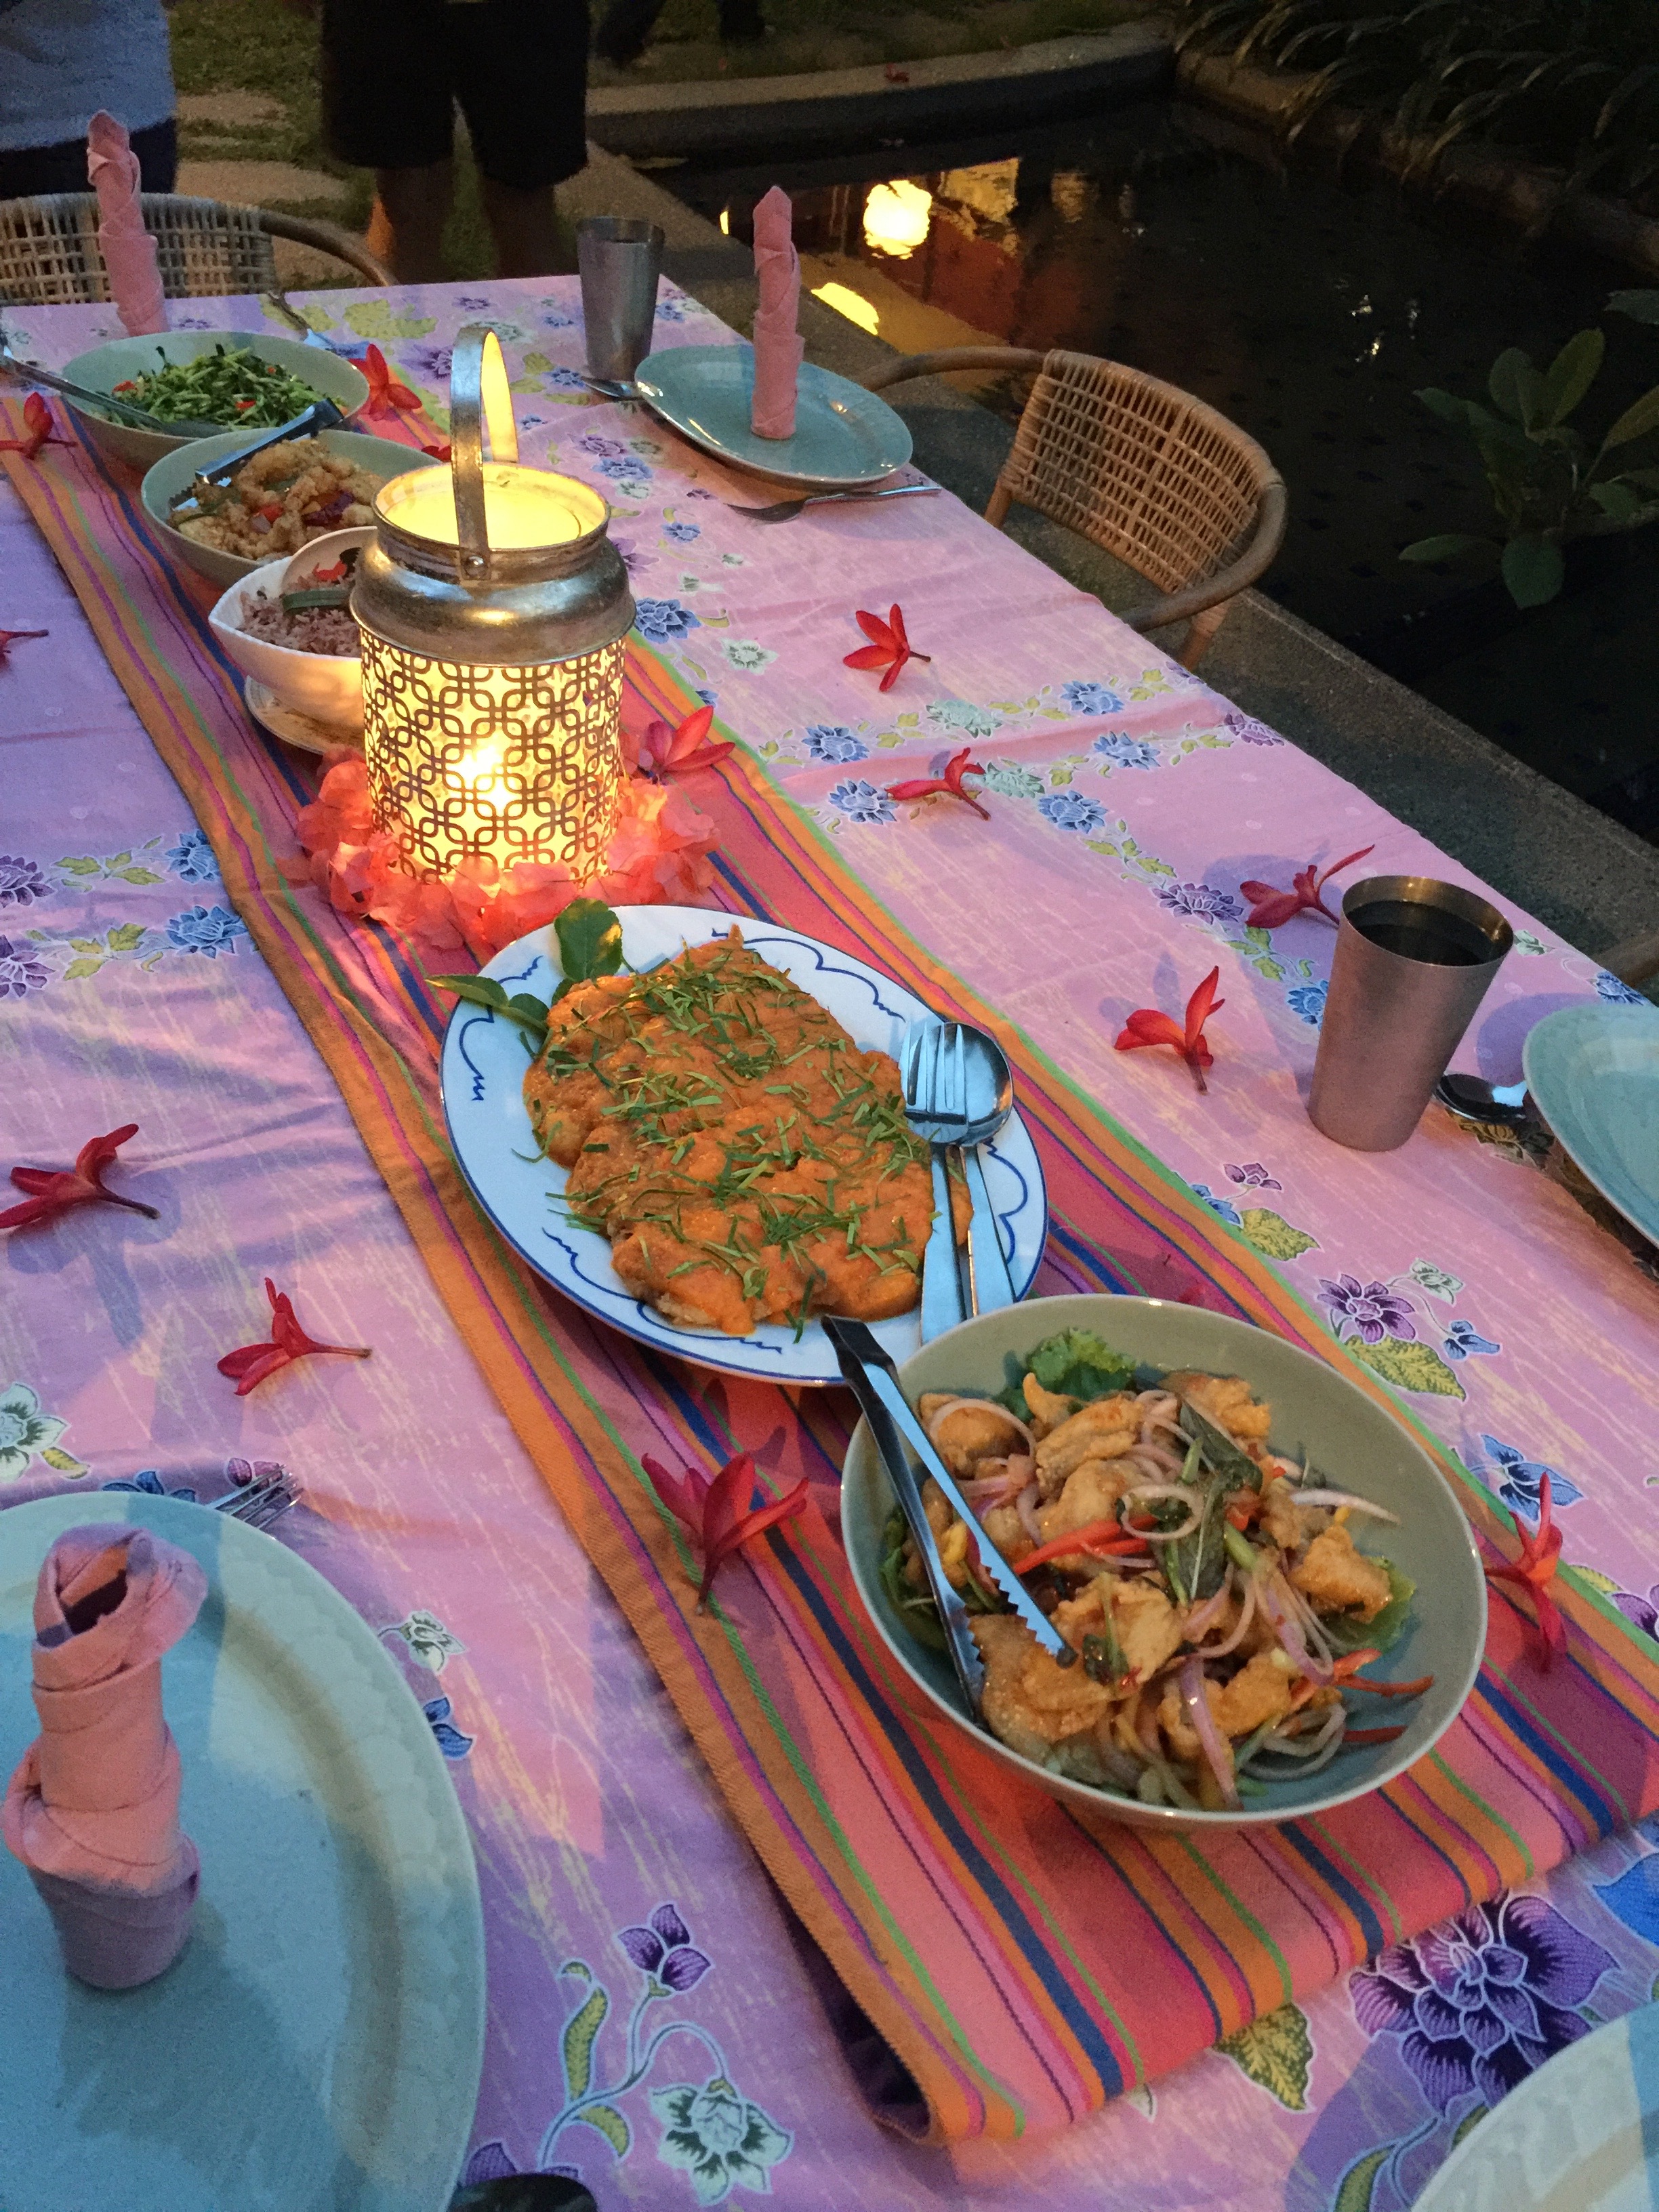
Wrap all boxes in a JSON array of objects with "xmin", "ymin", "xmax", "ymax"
[
  {"xmin": 825, "ymin": 1317, "xmax": 1073, "ymax": 1727},
  {"xmin": 0, "ymin": 339, "xmax": 223, "ymax": 438},
  {"xmin": 166, "ymin": 397, "xmax": 347, "ymax": 521}
]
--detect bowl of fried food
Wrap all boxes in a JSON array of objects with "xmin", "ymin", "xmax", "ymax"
[
  {"xmin": 141, "ymin": 428, "xmax": 439, "ymax": 588},
  {"xmin": 842, "ymin": 1293, "xmax": 1486, "ymax": 1830},
  {"xmin": 60, "ymin": 331, "xmax": 369, "ymax": 472}
]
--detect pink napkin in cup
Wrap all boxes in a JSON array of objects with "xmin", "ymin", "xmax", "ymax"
[
  {"xmin": 750, "ymin": 185, "xmax": 804, "ymax": 442},
  {"xmin": 85, "ymin": 112, "xmax": 167, "ymax": 337},
  {"xmin": 2, "ymin": 1525, "xmax": 206, "ymax": 1988}
]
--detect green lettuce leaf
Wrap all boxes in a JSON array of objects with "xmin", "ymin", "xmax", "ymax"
[
  {"xmin": 999, "ymin": 1326, "xmax": 1136, "ymax": 1411},
  {"xmin": 1320, "ymin": 1561, "xmax": 1416, "ymax": 1656}
]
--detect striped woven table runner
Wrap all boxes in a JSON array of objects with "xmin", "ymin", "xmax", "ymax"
[{"xmin": 9, "ymin": 399, "xmax": 1659, "ymax": 2145}]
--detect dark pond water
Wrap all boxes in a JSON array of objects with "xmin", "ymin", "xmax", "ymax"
[{"xmin": 663, "ymin": 104, "xmax": 1659, "ymax": 834}]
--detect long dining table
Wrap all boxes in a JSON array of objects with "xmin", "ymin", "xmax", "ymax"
[{"xmin": 3, "ymin": 272, "xmax": 1659, "ymax": 2212}]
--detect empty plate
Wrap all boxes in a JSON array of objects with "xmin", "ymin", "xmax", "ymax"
[
  {"xmin": 630, "ymin": 345, "xmax": 913, "ymax": 489},
  {"xmin": 1523, "ymin": 1000, "xmax": 1659, "ymax": 1246}
]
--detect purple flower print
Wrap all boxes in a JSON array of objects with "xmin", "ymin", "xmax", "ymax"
[
  {"xmin": 1352, "ymin": 1895, "xmax": 1613, "ymax": 2113},
  {"xmin": 0, "ymin": 855, "xmax": 52, "ymax": 909},
  {"xmin": 617, "ymin": 1902, "xmax": 712, "ymax": 1992},
  {"xmin": 0, "ymin": 935, "xmax": 49, "ymax": 997},
  {"xmin": 1614, "ymin": 1584, "xmax": 1659, "ymax": 1642},
  {"xmin": 663, "ymin": 521, "xmax": 700, "ymax": 543},
  {"xmin": 403, "ymin": 342, "xmax": 453, "ymax": 384},
  {"xmin": 1220, "ymin": 710, "xmax": 1284, "ymax": 746},
  {"xmin": 609, "ymin": 535, "xmax": 649, "ymax": 577},
  {"xmin": 1225, "ymin": 1162, "xmax": 1282, "ymax": 1190},
  {"xmin": 1318, "ymin": 1273, "xmax": 1416, "ymax": 1344},
  {"xmin": 577, "ymin": 434, "xmax": 625, "ymax": 457},
  {"xmin": 1157, "ymin": 880, "xmax": 1243, "ymax": 922},
  {"xmin": 455, "ymin": 295, "xmax": 493, "ymax": 310}
]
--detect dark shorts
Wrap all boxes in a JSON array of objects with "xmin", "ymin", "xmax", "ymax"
[
  {"xmin": 320, "ymin": 0, "xmax": 589, "ymax": 192},
  {"xmin": 0, "ymin": 117, "xmax": 177, "ymax": 200}
]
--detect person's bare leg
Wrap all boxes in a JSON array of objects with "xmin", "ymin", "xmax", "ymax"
[
  {"xmin": 480, "ymin": 178, "xmax": 567, "ymax": 278},
  {"xmin": 367, "ymin": 161, "xmax": 455, "ymax": 283}
]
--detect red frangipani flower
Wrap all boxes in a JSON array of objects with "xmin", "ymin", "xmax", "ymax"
[
  {"xmin": 642, "ymin": 1450, "xmax": 808, "ymax": 1609},
  {"xmin": 844, "ymin": 603, "xmax": 930, "ymax": 693},
  {"xmin": 1486, "ymin": 1471, "xmax": 1565, "ymax": 1669},
  {"xmin": 1114, "ymin": 967, "xmax": 1225, "ymax": 1094},
  {"xmin": 628, "ymin": 701, "xmax": 734, "ymax": 781},
  {"xmin": 0, "ymin": 394, "xmax": 68, "ymax": 460},
  {"xmin": 362, "ymin": 344, "xmax": 419, "ymax": 416},
  {"xmin": 0, "ymin": 626, "xmax": 47, "ymax": 663},
  {"xmin": 886, "ymin": 746, "xmax": 989, "ymax": 820},
  {"xmin": 217, "ymin": 1277, "xmax": 372, "ymax": 1396},
  {"xmin": 1, "ymin": 1123, "xmax": 157, "ymax": 1230},
  {"xmin": 1240, "ymin": 845, "xmax": 1375, "ymax": 931}
]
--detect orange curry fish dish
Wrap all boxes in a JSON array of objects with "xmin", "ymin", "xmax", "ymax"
[{"xmin": 523, "ymin": 932, "xmax": 943, "ymax": 1336}]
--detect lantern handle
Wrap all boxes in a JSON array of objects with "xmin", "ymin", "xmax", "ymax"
[{"xmin": 448, "ymin": 324, "xmax": 519, "ymax": 581}]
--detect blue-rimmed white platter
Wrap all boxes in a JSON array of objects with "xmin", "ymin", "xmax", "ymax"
[{"xmin": 438, "ymin": 907, "xmax": 1048, "ymax": 1385}]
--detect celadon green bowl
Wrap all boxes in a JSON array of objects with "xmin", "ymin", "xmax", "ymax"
[
  {"xmin": 60, "ymin": 329, "xmax": 369, "ymax": 474},
  {"xmin": 841, "ymin": 1294, "xmax": 1486, "ymax": 1832}
]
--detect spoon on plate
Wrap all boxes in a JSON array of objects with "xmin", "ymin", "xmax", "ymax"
[{"xmin": 1434, "ymin": 1073, "xmax": 1530, "ymax": 1128}]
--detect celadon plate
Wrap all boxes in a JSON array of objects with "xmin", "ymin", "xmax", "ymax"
[
  {"xmin": 841, "ymin": 1294, "xmax": 1486, "ymax": 1832},
  {"xmin": 439, "ymin": 907, "xmax": 1048, "ymax": 1385},
  {"xmin": 632, "ymin": 344, "xmax": 914, "ymax": 489},
  {"xmin": 1523, "ymin": 1000, "xmax": 1659, "ymax": 1248},
  {"xmin": 1414, "ymin": 2003, "xmax": 1659, "ymax": 2211},
  {"xmin": 0, "ymin": 1494, "xmax": 485, "ymax": 2212}
]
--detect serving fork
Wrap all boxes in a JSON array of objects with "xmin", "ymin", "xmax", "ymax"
[
  {"xmin": 900, "ymin": 1019, "xmax": 969, "ymax": 1342},
  {"xmin": 724, "ymin": 485, "xmax": 941, "ymax": 523},
  {"xmin": 209, "ymin": 1468, "xmax": 304, "ymax": 1532}
]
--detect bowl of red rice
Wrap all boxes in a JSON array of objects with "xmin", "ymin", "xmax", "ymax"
[{"xmin": 207, "ymin": 530, "xmax": 371, "ymax": 732}]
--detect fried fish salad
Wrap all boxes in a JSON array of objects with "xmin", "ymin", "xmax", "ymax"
[
  {"xmin": 880, "ymin": 1327, "xmax": 1427, "ymax": 1810},
  {"xmin": 524, "ymin": 933, "xmax": 940, "ymax": 1336}
]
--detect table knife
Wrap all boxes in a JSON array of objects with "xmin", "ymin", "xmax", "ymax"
[{"xmin": 825, "ymin": 1317, "xmax": 1073, "ymax": 1663}]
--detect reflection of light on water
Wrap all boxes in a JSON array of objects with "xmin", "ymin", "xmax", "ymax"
[
  {"xmin": 938, "ymin": 160, "xmax": 1018, "ymax": 224},
  {"xmin": 811, "ymin": 282, "xmax": 879, "ymax": 335},
  {"xmin": 862, "ymin": 179, "xmax": 932, "ymax": 258},
  {"xmin": 719, "ymin": 207, "xmax": 730, "ymax": 236}
]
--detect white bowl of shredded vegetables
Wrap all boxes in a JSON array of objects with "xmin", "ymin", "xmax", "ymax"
[
  {"xmin": 60, "ymin": 331, "xmax": 369, "ymax": 472},
  {"xmin": 842, "ymin": 1294, "xmax": 1486, "ymax": 1831}
]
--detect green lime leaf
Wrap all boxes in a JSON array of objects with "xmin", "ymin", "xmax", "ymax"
[
  {"xmin": 1399, "ymin": 533, "xmax": 1493, "ymax": 564},
  {"xmin": 573, "ymin": 2102, "xmax": 631, "ymax": 2157},
  {"xmin": 1589, "ymin": 480, "xmax": 1650, "ymax": 522},
  {"xmin": 430, "ymin": 972, "xmax": 507, "ymax": 1011},
  {"xmin": 1216, "ymin": 2004, "xmax": 1313, "ymax": 2110},
  {"xmin": 1541, "ymin": 328, "xmax": 1604, "ymax": 425},
  {"xmin": 1416, "ymin": 386, "xmax": 1471, "ymax": 427},
  {"xmin": 1610, "ymin": 289, "xmax": 1659, "ymax": 325},
  {"xmin": 1603, "ymin": 385, "xmax": 1659, "ymax": 449},
  {"xmin": 1488, "ymin": 346, "xmax": 1542, "ymax": 426},
  {"xmin": 560, "ymin": 1985, "xmax": 608, "ymax": 2101},
  {"xmin": 553, "ymin": 898, "xmax": 624, "ymax": 1001},
  {"xmin": 1237, "ymin": 1208, "xmax": 1319, "ymax": 1261},
  {"xmin": 1334, "ymin": 2146, "xmax": 1392, "ymax": 2212},
  {"xmin": 1500, "ymin": 534, "xmax": 1565, "ymax": 609},
  {"xmin": 1348, "ymin": 1335, "xmax": 1467, "ymax": 1400}
]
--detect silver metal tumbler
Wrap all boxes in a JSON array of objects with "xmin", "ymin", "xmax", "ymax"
[
  {"xmin": 577, "ymin": 217, "xmax": 665, "ymax": 382},
  {"xmin": 1308, "ymin": 874, "xmax": 1513, "ymax": 1152}
]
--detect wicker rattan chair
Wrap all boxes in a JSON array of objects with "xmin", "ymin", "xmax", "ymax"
[
  {"xmin": 0, "ymin": 193, "xmax": 391, "ymax": 306},
  {"xmin": 861, "ymin": 347, "xmax": 1286, "ymax": 668}
]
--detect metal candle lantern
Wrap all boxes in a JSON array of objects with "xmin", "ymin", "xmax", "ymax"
[{"xmin": 354, "ymin": 325, "xmax": 634, "ymax": 882}]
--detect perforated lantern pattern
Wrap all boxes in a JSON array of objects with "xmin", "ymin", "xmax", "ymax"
[{"xmin": 361, "ymin": 630, "xmax": 628, "ymax": 881}]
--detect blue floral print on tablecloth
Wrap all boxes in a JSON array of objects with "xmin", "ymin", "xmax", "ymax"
[
  {"xmin": 1094, "ymin": 731, "xmax": 1158, "ymax": 770},
  {"xmin": 1158, "ymin": 880, "xmax": 1242, "ymax": 922},
  {"xmin": 1319, "ymin": 1273, "xmax": 1416, "ymax": 1343},
  {"xmin": 596, "ymin": 455, "xmax": 649, "ymax": 480},
  {"xmin": 404, "ymin": 342, "xmax": 453, "ymax": 383},
  {"xmin": 979, "ymin": 763, "xmax": 1044, "ymax": 799},
  {"xmin": 1191, "ymin": 1183, "xmax": 1244, "ymax": 1226},
  {"xmin": 827, "ymin": 780, "xmax": 895, "ymax": 825},
  {"xmin": 165, "ymin": 827, "xmax": 219, "ymax": 883},
  {"xmin": 0, "ymin": 937, "xmax": 50, "ymax": 997},
  {"xmin": 1038, "ymin": 792, "xmax": 1107, "ymax": 834},
  {"xmin": 1443, "ymin": 1319, "xmax": 1501, "ymax": 1360},
  {"xmin": 424, "ymin": 1694, "xmax": 474, "ymax": 1759},
  {"xmin": 544, "ymin": 367, "xmax": 590, "ymax": 392},
  {"xmin": 803, "ymin": 725, "xmax": 868, "ymax": 764},
  {"xmin": 102, "ymin": 1467, "xmax": 198, "ymax": 1502},
  {"xmin": 576, "ymin": 434, "xmax": 626, "ymax": 457},
  {"xmin": 0, "ymin": 855, "xmax": 53, "ymax": 908},
  {"xmin": 1287, "ymin": 979, "xmax": 1328, "ymax": 1027},
  {"xmin": 663, "ymin": 522, "xmax": 700, "ymax": 543},
  {"xmin": 1595, "ymin": 970, "xmax": 1649, "ymax": 1005},
  {"xmin": 1351, "ymin": 1895, "xmax": 1614, "ymax": 2113},
  {"xmin": 537, "ymin": 300, "xmax": 577, "ymax": 327},
  {"xmin": 1475, "ymin": 1436, "xmax": 1582, "ymax": 1519},
  {"xmin": 655, "ymin": 297, "xmax": 691, "ymax": 322},
  {"xmin": 1221, "ymin": 710, "xmax": 1284, "ymax": 745},
  {"xmin": 634, "ymin": 600, "xmax": 701, "ymax": 644},
  {"xmin": 927, "ymin": 699, "xmax": 1000, "ymax": 739},
  {"xmin": 166, "ymin": 905, "xmax": 248, "ymax": 958},
  {"xmin": 1062, "ymin": 680, "xmax": 1124, "ymax": 716}
]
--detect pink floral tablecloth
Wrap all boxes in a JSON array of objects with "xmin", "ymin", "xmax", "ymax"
[{"xmin": 3, "ymin": 276, "xmax": 1658, "ymax": 2211}]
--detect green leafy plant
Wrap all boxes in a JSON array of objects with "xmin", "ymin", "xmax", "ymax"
[{"xmin": 1400, "ymin": 291, "xmax": 1659, "ymax": 606}]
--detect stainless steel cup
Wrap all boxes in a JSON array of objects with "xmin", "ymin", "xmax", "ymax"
[
  {"xmin": 1308, "ymin": 874, "xmax": 1513, "ymax": 1152},
  {"xmin": 577, "ymin": 217, "xmax": 665, "ymax": 382}
]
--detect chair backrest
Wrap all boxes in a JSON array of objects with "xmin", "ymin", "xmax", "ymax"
[
  {"xmin": 1002, "ymin": 350, "xmax": 1277, "ymax": 594},
  {"xmin": 0, "ymin": 193, "xmax": 281, "ymax": 306}
]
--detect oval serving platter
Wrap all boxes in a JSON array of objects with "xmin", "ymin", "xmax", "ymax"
[{"xmin": 438, "ymin": 907, "xmax": 1048, "ymax": 1385}]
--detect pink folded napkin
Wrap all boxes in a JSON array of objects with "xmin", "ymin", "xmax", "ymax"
[
  {"xmin": 750, "ymin": 185, "xmax": 804, "ymax": 442},
  {"xmin": 86, "ymin": 112, "xmax": 167, "ymax": 338},
  {"xmin": 2, "ymin": 1525, "xmax": 205, "ymax": 1988}
]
